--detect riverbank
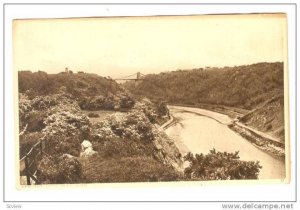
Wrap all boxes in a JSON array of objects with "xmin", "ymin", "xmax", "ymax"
[
  {"xmin": 165, "ymin": 106, "xmax": 286, "ymax": 179},
  {"xmin": 170, "ymin": 99, "xmax": 285, "ymax": 143},
  {"xmin": 228, "ymin": 123, "xmax": 285, "ymax": 160},
  {"xmin": 166, "ymin": 105, "xmax": 285, "ymax": 161},
  {"xmin": 169, "ymin": 103, "xmax": 249, "ymax": 119},
  {"xmin": 168, "ymin": 105, "xmax": 233, "ymax": 125}
]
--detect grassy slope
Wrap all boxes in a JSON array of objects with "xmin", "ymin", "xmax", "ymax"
[{"xmin": 81, "ymin": 155, "xmax": 180, "ymax": 183}]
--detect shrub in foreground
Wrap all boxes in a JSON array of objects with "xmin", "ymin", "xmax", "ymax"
[
  {"xmin": 36, "ymin": 155, "xmax": 83, "ymax": 184},
  {"xmin": 42, "ymin": 108, "xmax": 90, "ymax": 156},
  {"xmin": 184, "ymin": 149, "xmax": 262, "ymax": 180}
]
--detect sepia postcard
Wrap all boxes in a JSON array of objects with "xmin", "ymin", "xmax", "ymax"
[{"xmin": 13, "ymin": 14, "xmax": 290, "ymax": 187}]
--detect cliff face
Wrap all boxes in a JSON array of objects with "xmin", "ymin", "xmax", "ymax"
[{"xmin": 152, "ymin": 125, "xmax": 184, "ymax": 171}]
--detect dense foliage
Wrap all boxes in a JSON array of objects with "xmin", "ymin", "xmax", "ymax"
[
  {"xmin": 42, "ymin": 106, "xmax": 90, "ymax": 157},
  {"xmin": 37, "ymin": 154, "xmax": 83, "ymax": 184},
  {"xmin": 83, "ymin": 99, "xmax": 183, "ymax": 183},
  {"xmin": 18, "ymin": 71, "xmax": 120, "ymax": 97},
  {"xmin": 19, "ymin": 90, "xmax": 181, "ymax": 184},
  {"xmin": 184, "ymin": 149, "xmax": 262, "ymax": 180},
  {"xmin": 18, "ymin": 71, "xmax": 135, "ymax": 110},
  {"xmin": 79, "ymin": 92, "xmax": 135, "ymax": 110},
  {"xmin": 19, "ymin": 66, "xmax": 267, "ymax": 184},
  {"xmin": 124, "ymin": 62, "xmax": 284, "ymax": 110},
  {"xmin": 19, "ymin": 92, "xmax": 91, "ymax": 183}
]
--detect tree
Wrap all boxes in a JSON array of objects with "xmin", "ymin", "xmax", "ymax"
[
  {"xmin": 184, "ymin": 149, "xmax": 262, "ymax": 180},
  {"xmin": 157, "ymin": 101, "xmax": 169, "ymax": 116}
]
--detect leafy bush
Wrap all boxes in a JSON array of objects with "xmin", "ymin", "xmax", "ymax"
[
  {"xmin": 36, "ymin": 155, "xmax": 83, "ymax": 184},
  {"xmin": 19, "ymin": 93, "xmax": 79, "ymax": 131},
  {"xmin": 79, "ymin": 93, "xmax": 135, "ymax": 111},
  {"xmin": 184, "ymin": 149, "xmax": 262, "ymax": 180},
  {"xmin": 46, "ymin": 133, "xmax": 82, "ymax": 157},
  {"xmin": 133, "ymin": 99, "xmax": 158, "ymax": 123},
  {"xmin": 119, "ymin": 95, "xmax": 135, "ymax": 109},
  {"xmin": 79, "ymin": 95, "xmax": 114, "ymax": 110},
  {"xmin": 19, "ymin": 94, "xmax": 33, "ymax": 130},
  {"xmin": 90, "ymin": 120, "xmax": 117, "ymax": 141},
  {"xmin": 90, "ymin": 109, "xmax": 155, "ymax": 143},
  {"xmin": 157, "ymin": 101, "xmax": 169, "ymax": 116},
  {"xmin": 42, "ymin": 108, "xmax": 90, "ymax": 157},
  {"xmin": 25, "ymin": 111, "xmax": 47, "ymax": 132},
  {"xmin": 31, "ymin": 95, "xmax": 59, "ymax": 110}
]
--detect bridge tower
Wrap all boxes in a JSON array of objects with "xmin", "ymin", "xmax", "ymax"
[
  {"xmin": 135, "ymin": 72, "xmax": 142, "ymax": 87},
  {"xmin": 137, "ymin": 72, "xmax": 141, "ymax": 80}
]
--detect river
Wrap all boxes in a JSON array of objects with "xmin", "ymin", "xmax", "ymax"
[{"xmin": 165, "ymin": 105, "xmax": 286, "ymax": 179}]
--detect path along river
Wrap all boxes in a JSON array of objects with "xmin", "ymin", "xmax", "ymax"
[{"xmin": 165, "ymin": 105, "xmax": 286, "ymax": 179}]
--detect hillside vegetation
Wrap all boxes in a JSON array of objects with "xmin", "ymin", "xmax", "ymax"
[
  {"xmin": 124, "ymin": 62, "xmax": 283, "ymax": 110},
  {"xmin": 18, "ymin": 71, "xmax": 134, "ymax": 111},
  {"xmin": 19, "ymin": 91, "xmax": 184, "ymax": 183},
  {"xmin": 239, "ymin": 95, "xmax": 285, "ymax": 141},
  {"xmin": 18, "ymin": 71, "xmax": 184, "ymax": 183},
  {"xmin": 124, "ymin": 62, "xmax": 285, "ymax": 141},
  {"xmin": 18, "ymin": 69, "xmax": 262, "ymax": 183}
]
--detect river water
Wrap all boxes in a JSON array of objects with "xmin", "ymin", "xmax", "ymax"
[{"xmin": 165, "ymin": 106, "xmax": 286, "ymax": 179}]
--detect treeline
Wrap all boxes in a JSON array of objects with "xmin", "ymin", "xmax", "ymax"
[
  {"xmin": 19, "ymin": 71, "xmax": 121, "ymax": 97},
  {"xmin": 18, "ymin": 71, "xmax": 134, "ymax": 110},
  {"xmin": 124, "ymin": 62, "xmax": 284, "ymax": 110}
]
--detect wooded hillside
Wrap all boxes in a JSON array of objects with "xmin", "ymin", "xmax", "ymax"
[
  {"xmin": 124, "ymin": 62, "xmax": 284, "ymax": 110},
  {"xmin": 18, "ymin": 71, "xmax": 134, "ymax": 110},
  {"xmin": 124, "ymin": 62, "xmax": 285, "ymax": 141}
]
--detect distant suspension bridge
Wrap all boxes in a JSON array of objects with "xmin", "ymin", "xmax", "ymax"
[{"xmin": 114, "ymin": 72, "xmax": 145, "ymax": 81}]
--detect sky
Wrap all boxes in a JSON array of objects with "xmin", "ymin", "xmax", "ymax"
[{"xmin": 13, "ymin": 14, "xmax": 286, "ymax": 78}]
